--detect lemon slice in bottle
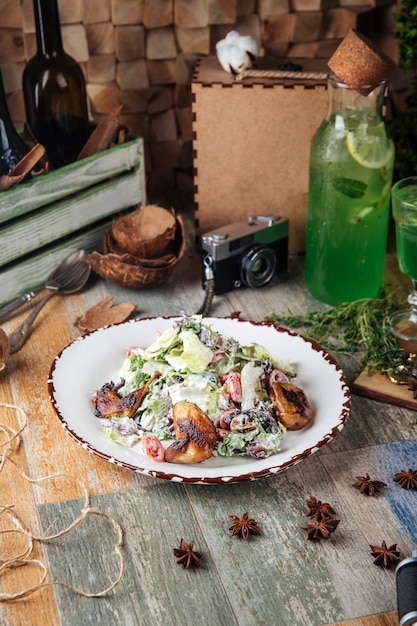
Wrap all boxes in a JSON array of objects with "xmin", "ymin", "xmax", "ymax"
[{"xmin": 346, "ymin": 122, "xmax": 394, "ymax": 169}]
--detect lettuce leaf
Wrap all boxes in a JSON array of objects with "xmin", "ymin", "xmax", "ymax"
[
  {"xmin": 144, "ymin": 326, "xmax": 180, "ymax": 359},
  {"xmin": 102, "ymin": 417, "xmax": 142, "ymax": 447},
  {"xmin": 165, "ymin": 330, "xmax": 213, "ymax": 373},
  {"xmin": 241, "ymin": 361, "xmax": 268, "ymax": 410},
  {"xmin": 215, "ymin": 428, "xmax": 260, "ymax": 457}
]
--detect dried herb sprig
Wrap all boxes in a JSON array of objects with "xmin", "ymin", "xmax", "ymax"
[{"xmin": 266, "ymin": 289, "xmax": 405, "ymax": 375}]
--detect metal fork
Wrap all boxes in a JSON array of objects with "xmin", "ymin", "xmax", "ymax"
[
  {"xmin": 7, "ymin": 258, "xmax": 91, "ymax": 354},
  {"xmin": 0, "ymin": 250, "xmax": 88, "ymax": 322}
]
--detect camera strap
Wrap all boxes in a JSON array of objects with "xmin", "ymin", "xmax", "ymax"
[{"xmin": 197, "ymin": 255, "xmax": 216, "ymax": 316}]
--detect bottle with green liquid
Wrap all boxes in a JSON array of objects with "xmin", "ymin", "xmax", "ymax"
[
  {"xmin": 305, "ymin": 30, "xmax": 396, "ymax": 306},
  {"xmin": 305, "ymin": 74, "xmax": 395, "ymax": 306}
]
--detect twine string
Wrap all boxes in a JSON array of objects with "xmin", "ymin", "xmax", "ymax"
[
  {"xmin": 235, "ymin": 69, "xmax": 328, "ymax": 82},
  {"xmin": 0, "ymin": 402, "xmax": 125, "ymax": 601}
]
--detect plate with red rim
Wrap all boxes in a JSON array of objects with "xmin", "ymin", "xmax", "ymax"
[{"xmin": 48, "ymin": 316, "xmax": 351, "ymax": 484}]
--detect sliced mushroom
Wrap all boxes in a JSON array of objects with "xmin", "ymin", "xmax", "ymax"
[{"xmin": 230, "ymin": 413, "xmax": 257, "ymax": 432}]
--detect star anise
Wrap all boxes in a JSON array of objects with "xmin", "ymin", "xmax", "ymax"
[
  {"xmin": 393, "ymin": 468, "xmax": 417, "ymax": 490},
  {"xmin": 302, "ymin": 517, "xmax": 340, "ymax": 541},
  {"xmin": 228, "ymin": 512, "xmax": 260, "ymax": 540},
  {"xmin": 370, "ymin": 541, "xmax": 400, "ymax": 568},
  {"xmin": 352, "ymin": 473, "xmax": 386, "ymax": 496},
  {"xmin": 304, "ymin": 496, "xmax": 336, "ymax": 521},
  {"xmin": 173, "ymin": 539, "xmax": 202, "ymax": 569}
]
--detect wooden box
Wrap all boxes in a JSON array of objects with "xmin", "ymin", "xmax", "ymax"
[
  {"xmin": 192, "ymin": 56, "xmax": 328, "ymax": 253},
  {"xmin": 0, "ymin": 136, "xmax": 146, "ymax": 307}
]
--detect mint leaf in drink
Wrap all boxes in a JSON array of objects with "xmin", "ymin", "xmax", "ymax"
[{"xmin": 333, "ymin": 177, "xmax": 367, "ymax": 198}]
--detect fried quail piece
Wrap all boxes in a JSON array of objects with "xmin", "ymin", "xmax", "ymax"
[
  {"xmin": 94, "ymin": 372, "xmax": 160, "ymax": 419},
  {"xmin": 270, "ymin": 381, "xmax": 313, "ymax": 431},
  {"xmin": 165, "ymin": 401, "xmax": 217, "ymax": 464}
]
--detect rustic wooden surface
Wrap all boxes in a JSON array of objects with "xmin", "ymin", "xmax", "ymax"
[
  {"xmin": 0, "ymin": 196, "xmax": 415, "ymax": 626},
  {"xmin": 352, "ymin": 369, "xmax": 417, "ymax": 411}
]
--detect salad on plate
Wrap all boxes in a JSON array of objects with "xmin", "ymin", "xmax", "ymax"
[{"xmin": 93, "ymin": 315, "xmax": 313, "ymax": 464}]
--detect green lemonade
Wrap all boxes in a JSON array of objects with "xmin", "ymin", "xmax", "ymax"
[
  {"xmin": 393, "ymin": 186, "xmax": 417, "ymax": 280},
  {"xmin": 305, "ymin": 110, "xmax": 394, "ymax": 305}
]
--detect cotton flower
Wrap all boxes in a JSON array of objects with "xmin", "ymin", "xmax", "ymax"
[{"xmin": 216, "ymin": 31, "xmax": 259, "ymax": 75}]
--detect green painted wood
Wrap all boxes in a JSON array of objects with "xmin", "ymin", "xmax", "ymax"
[
  {"xmin": 0, "ymin": 168, "xmax": 144, "ymax": 267},
  {"xmin": 183, "ymin": 451, "xmax": 397, "ymax": 626},
  {"xmin": 38, "ymin": 482, "xmax": 238, "ymax": 626},
  {"xmin": 0, "ymin": 137, "xmax": 145, "ymax": 223},
  {"xmin": 38, "ymin": 443, "xmax": 413, "ymax": 626},
  {"xmin": 0, "ymin": 219, "xmax": 110, "ymax": 307}
]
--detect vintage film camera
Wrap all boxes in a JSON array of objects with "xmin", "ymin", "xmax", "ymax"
[{"xmin": 201, "ymin": 215, "xmax": 289, "ymax": 295}]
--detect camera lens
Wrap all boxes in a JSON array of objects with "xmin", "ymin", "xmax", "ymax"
[{"xmin": 240, "ymin": 245, "xmax": 277, "ymax": 288}]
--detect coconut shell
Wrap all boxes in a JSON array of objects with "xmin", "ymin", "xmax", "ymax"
[
  {"xmin": 112, "ymin": 204, "xmax": 177, "ymax": 258},
  {"xmin": 328, "ymin": 29, "xmax": 394, "ymax": 94},
  {"xmin": 87, "ymin": 214, "xmax": 186, "ymax": 289},
  {"xmin": 102, "ymin": 230, "xmax": 177, "ymax": 267}
]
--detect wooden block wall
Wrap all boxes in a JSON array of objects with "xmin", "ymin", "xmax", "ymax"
[{"xmin": 0, "ymin": 0, "xmax": 399, "ymax": 198}]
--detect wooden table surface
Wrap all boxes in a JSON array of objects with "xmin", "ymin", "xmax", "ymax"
[{"xmin": 0, "ymin": 198, "xmax": 415, "ymax": 626}]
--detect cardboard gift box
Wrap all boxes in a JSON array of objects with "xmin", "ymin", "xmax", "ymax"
[
  {"xmin": 192, "ymin": 56, "xmax": 328, "ymax": 253},
  {"xmin": 0, "ymin": 136, "xmax": 146, "ymax": 307}
]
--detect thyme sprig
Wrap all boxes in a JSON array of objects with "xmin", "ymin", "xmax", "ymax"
[{"xmin": 266, "ymin": 289, "xmax": 405, "ymax": 375}]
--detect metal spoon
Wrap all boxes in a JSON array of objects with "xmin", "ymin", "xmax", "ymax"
[
  {"xmin": 7, "ymin": 257, "xmax": 91, "ymax": 354},
  {"xmin": 0, "ymin": 250, "xmax": 89, "ymax": 322}
]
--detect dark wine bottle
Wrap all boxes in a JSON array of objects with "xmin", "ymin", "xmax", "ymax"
[
  {"xmin": 22, "ymin": 0, "xmax": 89, "ymax": 169},
  {"xmin": 0, "ymin": 68, "xmax": 29, "ymax": 176}
]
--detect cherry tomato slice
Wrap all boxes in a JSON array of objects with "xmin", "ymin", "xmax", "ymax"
[{"xmin": 142, "ymin": 434, "xmax": 165, "ymax": 462}]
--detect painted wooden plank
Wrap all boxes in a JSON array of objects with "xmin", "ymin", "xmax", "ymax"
[
  {"xmin": 0, "ymin": 137, "xmax": 145, "ymax": 223},
  {"xmin": 318, "ymin": 441, "xmax": 417, "ymax": 623},
  {"xmin": 37, "ymin": 486, "xmax": 238, "ymax": 626},
  {"xmin": 0, "ymin": 374, "xmax": 60, "ymax": 625},
  {"xmin": 0, "ymin": 219, "xmax": 110, "ymax": 308},
  {"xmin": 0, "ymin": 168, "xmax": 144, "ymax": 267},
  {"xmin": 321, "ymin": 389, "xmax": 417, "ymax": 454},
  {"xmin": 319, "ymin": 440, "xmax": 417, "ymax": 547},
  {"xmin": 325, "ymin": 612, "xmax": 398, "ymax": 626},
  {"xmin": 184, "ymin": 450, "xmax": 403, "ymax": 625}
]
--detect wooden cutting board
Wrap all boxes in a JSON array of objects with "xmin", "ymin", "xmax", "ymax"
[{"xmin": 352, "ymin": 369, "xmax": 417, "ymax": 411}]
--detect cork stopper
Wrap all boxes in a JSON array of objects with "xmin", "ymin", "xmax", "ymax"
[{"xmin": 328, "ymin": 29, "xmax": 395, "ymax": 93}]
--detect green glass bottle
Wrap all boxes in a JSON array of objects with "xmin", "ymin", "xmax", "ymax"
[
  {"xmin": 22, "ymin": 0, "xmax": 89, "ymax": 169},
  {"xmin": 305, "ymin": 75, "xmax": 395, "ymax": 305},
  {"xmin": 0, "ymin": 68, "xmax": 29, "ymax": 176}
]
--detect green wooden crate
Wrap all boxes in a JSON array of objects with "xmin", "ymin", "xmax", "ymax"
[{"xmin": 0, "ymin": 136, "xmax": 146, "ymax": 307}]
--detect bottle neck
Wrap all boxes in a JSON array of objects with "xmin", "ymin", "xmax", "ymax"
[
  {"xmin": 0, "ymin": 68, "xmax": 28, "ymax": 165},
  {"xmin": 0, "ymin": 69, "xmax": 17, "ymax": 130},
  {"xmin": 326, "ymin": 74, "xmax": 387, "ymax": 121},
  {"xmin": 33, "ymin": 0, "xmax": 64, "ymax": 56},
  {"xmin": 0, "ymin": 70, "xmax": 9, "ymax": 114}
]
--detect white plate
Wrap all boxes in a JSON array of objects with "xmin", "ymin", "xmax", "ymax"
[{"xmin": 48, "ymin": 317, "xmax": 351, "ymax": 483}]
